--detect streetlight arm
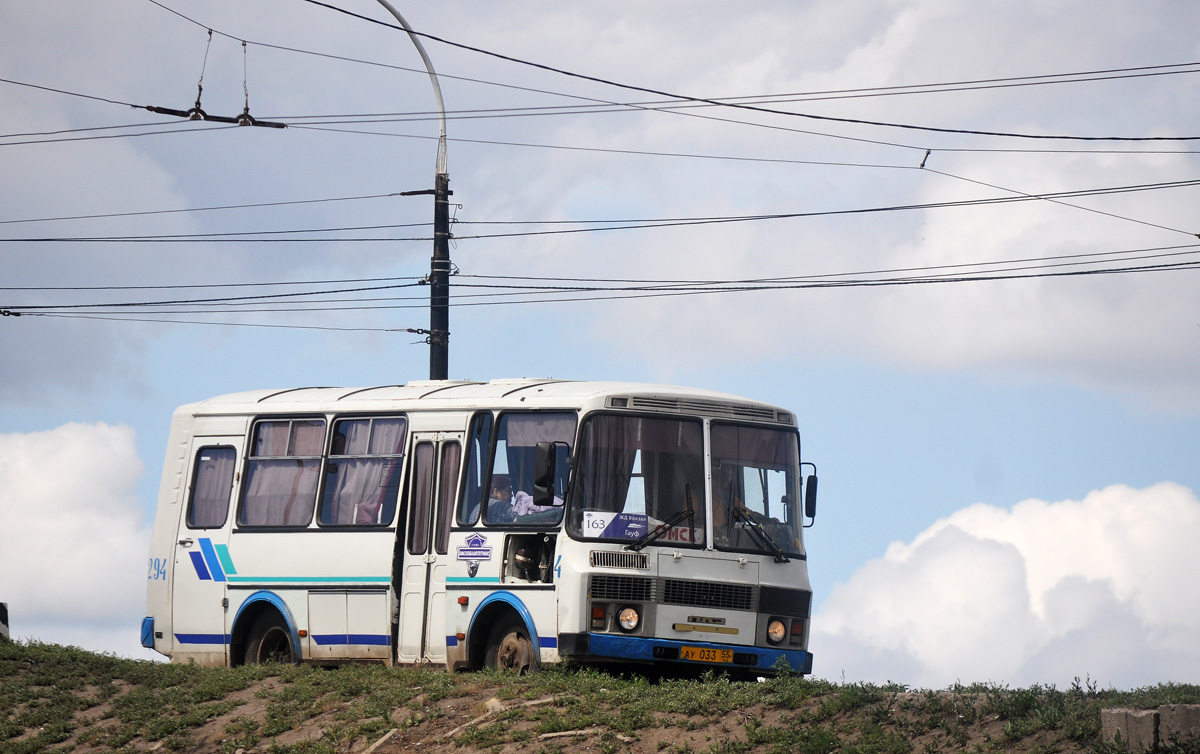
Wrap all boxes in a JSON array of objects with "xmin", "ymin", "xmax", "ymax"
[
  {"xmin": 374, "ymin": 0, "xmax": 451, "ymax": 379},
  {"xmin": 374, "ymin": 0, "xmax": 448, "ymax": 175}
]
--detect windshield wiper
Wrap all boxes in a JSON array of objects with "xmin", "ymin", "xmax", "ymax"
[
  {"xmin": 625, "ymin": 484, "xmax": 696, "ymax": 552},
  {"xmin": 730, "ymin": 503, "xmax": 790, "ymax": 563}
]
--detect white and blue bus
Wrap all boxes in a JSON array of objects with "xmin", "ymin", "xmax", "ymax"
[{"xmin": 142, "ymin": 379, "xmax": 818, "ymax": 675}]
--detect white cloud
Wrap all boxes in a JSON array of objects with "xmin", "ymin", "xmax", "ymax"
[
  {"xmin": 0, "ymin": 423, "xmax": 158, "ymax": 660},
  {"xmin": 811, "ymin": 482, "xmax": 1200, "ymax": 688}
]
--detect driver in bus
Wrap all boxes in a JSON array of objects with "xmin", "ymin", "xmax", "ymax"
[
  {"xmin": 711, "ymin": 463, "xmax": 786, "ymax": 547},
  {"xmin": 485, "ymin": 475, "xmax": 515, "ymax": 523}
]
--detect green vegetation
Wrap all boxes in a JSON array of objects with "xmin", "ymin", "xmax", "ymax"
[{"xmin": 2, "ymin": 639, "xmax": 1199, "ymax": 754}]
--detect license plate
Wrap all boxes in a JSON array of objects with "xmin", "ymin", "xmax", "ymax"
[{"xmin": 680, "ymin": 646, "xmax": 733, "ymax": 664}]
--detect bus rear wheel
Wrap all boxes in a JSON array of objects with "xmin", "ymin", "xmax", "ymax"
[
  {"xmin": 245, "ymin": 617, "xmax": 296, "ymax": 665},
  {"xmin": 484, "ymin": 621, "xmax": 534, "ymax": 673}
]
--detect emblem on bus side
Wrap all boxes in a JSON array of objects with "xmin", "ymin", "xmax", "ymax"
[{"xmin": 457, "ymin": 533, "xmax": 492, "ymax": 577}]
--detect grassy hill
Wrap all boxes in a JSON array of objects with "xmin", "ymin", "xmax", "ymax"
[{"xmin": 3, "ymin": 637, "xmax": 1198, "ymax": 754}]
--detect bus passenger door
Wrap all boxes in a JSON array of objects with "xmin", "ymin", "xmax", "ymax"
[
  {"xmin": 396, "ymin": 434, "xmax": 462, "ymax": 664},
  {"xmin": 171, "ymin": 435, "xmax": 243, "ymax": 665}
]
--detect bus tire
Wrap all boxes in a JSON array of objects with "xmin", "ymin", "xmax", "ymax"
[
  {"xmin": 244, "ymin": 616, "xmax": 297, "ymax": 665},
  {"xmin": 484, "ymin": 620, "xmax": 535, "ymax": 673}
]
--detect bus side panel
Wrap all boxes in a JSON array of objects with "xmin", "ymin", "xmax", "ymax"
[
  {"xmin": 442, "ymin": 532, "xmax": 562, "ymax": 669},
  {"xmin": 526, "ymin": 589, "xmax": 561, "ymax": 665},
  {"xmin": 347, "ymin": 590, "xmax": 393, "ymax": 662},
  {"xmin": 307, "ymin": 589, "xmax": 392, "ymax": 662},
  {"xmin": 555, "ymin": 535, "xmax": 590, "ymax": 638},
  {"xmin": 307, "ymin": 591, "xmax": 347, "ymax": 662},
  {"xmin": 226, "ymin": 530, "xmax": 396, "ymax": 662}
]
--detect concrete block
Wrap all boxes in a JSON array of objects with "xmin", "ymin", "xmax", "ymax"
[
  {"xmin": 1159, "ymin": 705, "xmax": 1200, "ymax": 746},
  {"xmin": 1101, "ymin": 708, "xmax": 1159, "ymax": 752}
]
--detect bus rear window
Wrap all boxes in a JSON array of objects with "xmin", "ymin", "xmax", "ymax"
[{"xmin": 187, "ymin": 446, "xmax": 236, "ymax": 529}]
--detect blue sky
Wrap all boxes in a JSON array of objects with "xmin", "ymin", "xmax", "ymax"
[{"xmin": 2, "ymin": 0, "xmax": 1199, "ymax": 688}]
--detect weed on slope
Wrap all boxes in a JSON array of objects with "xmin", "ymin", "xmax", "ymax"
[{"xmin": 2, "ymin": 638, "xmax": 1199, "ymax": 754}]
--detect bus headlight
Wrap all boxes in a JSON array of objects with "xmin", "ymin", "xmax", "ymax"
[
  {"xmin": 766, "ymin": 618, "xmax": 787, "ymax": 645},
  {"xmin": 617, "ymin": 606, "xmax": 640, "ymax": 632}
]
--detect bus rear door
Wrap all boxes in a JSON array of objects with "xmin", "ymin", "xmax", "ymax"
[{"xmin": 171, "ymin": 432, "xmax": 243, "ymax": 665}]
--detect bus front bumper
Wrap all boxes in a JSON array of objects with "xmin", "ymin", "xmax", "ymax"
[{"xmin": 558, "ymin": 632, "xmax": 813, "ymax": 675}]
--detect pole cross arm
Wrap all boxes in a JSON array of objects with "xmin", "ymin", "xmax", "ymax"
[{"xmin": 144, "ymin": 105, "xmax": 287, "ymax": 128}]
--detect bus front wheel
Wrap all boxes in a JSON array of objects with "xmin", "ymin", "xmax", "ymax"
[
  {"xmin": 484, "ymin": 621, "xmax": 534, "ymax": 673},
  {"xmin": 244, "ymin": 617, "xmax": 296, "ymax": 665}
]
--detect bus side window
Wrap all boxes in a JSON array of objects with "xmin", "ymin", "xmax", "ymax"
[
  {"xmin": 408, "ymin": 442, "xmax": 436, "ymax": 554},
  {"xmin": 486, "ymin": 412, "xmax": 575, "ymax": 525},
  {"xmin": 240, "ymin": 419, "xmax": 326, "ymax": 527},
  {"xmin": 187, "ymin": 446, "xmax": 236, "ymax": 529},
  {"xmin": 435, "ymin": 441, "xmax": 462, "ymax": 553},
  {"xmin": 319, "ymin": 417, "xmax": 407, "ymax": 526},
  {"xmin": 457, "ymin": 412, "xmax": 493, "ymax": 526}
]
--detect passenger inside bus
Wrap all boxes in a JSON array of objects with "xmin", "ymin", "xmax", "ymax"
[{"xmin": 512, "ymin": 490, "xmax": 562, "ymax": 519}]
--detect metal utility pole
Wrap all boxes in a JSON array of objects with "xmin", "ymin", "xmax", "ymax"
[{"xmin": 375, "ymin": 0, "xmax": 450, "ymax": 380}]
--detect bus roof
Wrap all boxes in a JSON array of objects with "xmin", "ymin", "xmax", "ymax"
[{"xmin": 175, "ymin": 378, "xmax": 796, "ymax": 427}]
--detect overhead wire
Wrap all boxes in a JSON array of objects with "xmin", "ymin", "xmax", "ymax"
[
  {"xmin": 4, "ymin": 175, "xmax": 1197, "ymax": 243},
  {"xmin": 29, "ymin": 312, "xmax": 416, "ymax": 333},
  {"xmin": 298, "ymin": 0, "xmax": 1200, "ymax": 143},
  {"xmin": 0, "ymin": 123, "xmax": 236, "ymax": 147},
  {"xmin": 144, "ymin": 0, "xmax": 1200, "ymax": 116},
  {"xmin": 8, "ymin": 241, "xmax": 1199, "ymax": 315},
  {"xmin": 269, "ymin": 61, "xmax": 1200, "ymax": 121},
  {"xmin": 139, "ymin": 1, "xmax": 1200, "ymax": 155},
  {"xmin": 6, "ymin": 1, "xmax": 1198, "ymax": 175},
  {"xmin": 3, "ymin": 2, "xmax": 1195, "ymax": 325},
  {"xmin": 0, "ymin": 192, "xmax": 412, "ymax": 226},
  {"xmin": 0, "ymin": 274, "xmax": 424, "ymax": 292},
  {"xmin": 1, "ymin": 280, "xmax": 425, "ymax": 311},
  {"xmin": 459, "ymin": 242, "xmax": 1200, "ymax": 286},
  {"xmin": 14, "ymin": 256, "xmax": 1200, "ymax": 322}
]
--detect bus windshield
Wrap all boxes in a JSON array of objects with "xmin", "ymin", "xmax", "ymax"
[
  {"xmin": 710, "ymin": 423, "xmax": 804, "ymax": 559},
  {"xmin": 569, "ymin": 414, "xmax": 706, "ymax": 547}
]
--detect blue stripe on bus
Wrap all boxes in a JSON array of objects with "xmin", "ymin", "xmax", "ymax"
[
  {"xmin": 584, "ymin": 633, "xmax": 813, "ymax": 673},
  {"xmin": 175, "ymin": 633, "xmax": 229, "ymax": 645},
  {"xmin": 189, "ymin": 551, "xmax": 212, "ymax": 580},
  {"xmin": 198, "ymin": 538, "xmax": 226, "ymax": 582},
  {"xmin": 311, "ymin": 634, "xmax": 390, "ymax": 646}
]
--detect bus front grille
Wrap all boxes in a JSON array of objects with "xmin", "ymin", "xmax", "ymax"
[
  {"xmin": 590, "ymin": 574, "xmax": 765, "ymax": 614},
  {"xmin": 661, "ymin": 579, "xmax": 756, "ymax": 611},
  {"xmin": 590, "ymin": 574, "xmax": 656, "ymax": 603}
]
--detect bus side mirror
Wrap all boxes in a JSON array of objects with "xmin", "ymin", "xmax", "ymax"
[
  {"xmin": 533, "ymin": 441, "xmax": 559, "ymax": 507},
  {"xmin": 804, "ymin": 474, "xmax": 818, "ymax": 526}
]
